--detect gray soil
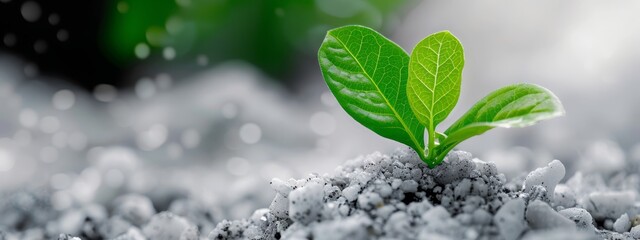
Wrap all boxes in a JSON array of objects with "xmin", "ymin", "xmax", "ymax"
[{"xmin": 2, "ymin": 148, "xmax": 640, "ymax": 240}]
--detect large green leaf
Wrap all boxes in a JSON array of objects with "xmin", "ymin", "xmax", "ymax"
[
  {"xmin": 318, "ymin": 25, "xmax": 425, "ymax": 158},
  {"xmin": 407, "ymin": 31, "xmax": 464, "ymax": 133},
  {"xmin": 435, "ymin": 83, "xmax": 565, "ymax": 163}
]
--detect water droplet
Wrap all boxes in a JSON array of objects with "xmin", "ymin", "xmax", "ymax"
[
  {"xmin": 3, "ymin": 33, "xmax": 16, "ymax": 47},
  {"xmin": 197, "ymin": 54, "xmax": 208, "ymax": 66},
  {"xmin": 163, "ymin": 47, "xmax": 176, "ymax": 60},
  {"xmin": 21, "ymin": 1, "xmax": 41, "ymax": 22},
  {"xmin": 0, "ymin": 148, "xmax": 15, "ymax": 172},
  {"xmin": 136, "ymin": 124, "xmax": 168, "ymax": 151},
  {"xmin": 40, "ymin": 116, "xmax": 60, "ymax": 134},
  {"xmin": 309, "ymin": 111, "xmax": 335, "ymax": 136},
  {"xmin": 52, "ymin": 89, "xmax": 75, "ymax": 110},
  {"xmin": 226, "ymin": 157, "xmax": 249, "ymax": 176},
  {"xmin": 48, "ymin": 13, "xmax": 60, "ymax": 25},
  {"xmin": 40, "ymin": 146, "xmax": 59, "ymax": 163},
  {"xmin": 181, "ymin": 129, "xmax": 200, "ymax": 149},
  {"xmin": 93, "ymin": 84, "xmax": 118, "ymax": 102},
  {"xmin": 134, "ymin": 43, "xmax": 150, "ymax": 59},
  {"xmin": 19, "ymin": 108, "xmax": 38, "ymax": 128},
  {"xmin": 135, "ymin": 78, "xmax": 156, "ymax": 99},
  {"xmin": 57, "ymin": 29, "xmax": 69, "ymax": 42},
  {"xmin": 239, "ymin": 123, "xmax": 262, "ymax": 144}
]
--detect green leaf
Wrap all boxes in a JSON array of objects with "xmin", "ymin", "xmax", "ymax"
[
  {"xmin": 318, "ymin": 25, "xmax": 426, "ymax": 159},
  {"xmin": 435, "ymin": 83, "xmax": 565, "ymax": 163},
  {"xmin": 406, "ymin": 31, "xmax": 464, "ymax": 163}
]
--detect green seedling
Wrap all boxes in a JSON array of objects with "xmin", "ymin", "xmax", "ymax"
[{"xmin": 318, "ymin": 25, "xmax": 565, "ymax": 168}]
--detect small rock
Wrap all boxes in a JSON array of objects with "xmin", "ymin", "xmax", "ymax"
[
  {"xmin": 553, "ymin": 184, "xmax": 576, "ymax": 208},
  {"xmin": 270, "ymin": 178, "xmax": 293, "ymax": 196},
  {"xmin": 604, "ymin": 219, "xmax": 615, "ymax": 230},
  {"xmin": 100, "ymin": 216, "xmax": 133, "ymax": 239},
  {"xmin": 613, "ymin": 213, "xmax": 632, "ymax": 233},
  {"xmin": 208, "ymin": 219, "xmax": 249, "ymax": 240},
  {"xmin": 289, "ymin": 183, "xmax": 324, "ymax": 224},
  {"xmin": 630, "ymin": 225, "xmax": 640, "ymax": 238},
  {"xmin": 57, "ymin": 234, "xmax": 82, "ymax": 240},
  {"xmin": 523, "ymin": 160, "xmax": 565, "ymax": 202},
  {"xmin": 311, "ymin": 214, "xmax": 372, "ymax": 240},
  {"xmin": 526, "ymin": 200, "xmax": 575, "ymax": 230},
  {"xmin": 584, "ymin": 191, "xmax": 635, "ymax": 220},
  {"xmin": 269, "ymin": 193, "xmax": 289, "ymax": 218},
  {"xmin": 454, "ymin": 179, "xmax": 472, "ymax": 199},
  {"xmin": 374, "ymin": 182, "xmax": 393, "ymax": 197},
  {"xmin": 383, "ymin": 212, "xmax": 411, "ymax": 237},
  {"xmin": 472, "ymin": 209, "xmax": 493, "ymax": 225},
  {"xmin": 494, "ymin": 198, "xmax": 527, "ymax": 240},
  {"xmin": 113, "ymin": 194, "xmax": 156, "ymax": 226},
  {"xmin": 142, "ymin": 212, "xmax": 198, "ymax": 240},
  {"xmin": 168, "ymin": 199, "xmax": 219, "ymax": 235},
  {"xmin": 357, "ymin": 192, "xmax": 383, "ymax": 210},
  {"xmin": 391, "ymin": 179, "xmax": 402, "ymax": 189},
  {"xmin": 521, "ymin": 229, "xmax": 593, "ymax": 240},
  {"xmin": 558, "ymin": 208, "xmax": 595, "ymax": 233},
  {"xmin": 400, "ymin": 180, "xmax": 418, "ymax": 192},
  {"xmin": 407, "ymin": 200, "xmax": 433, "ymax": 218},
  {"xmin": 113, "ymin": 227, "xmax": 146, "ymax": 240},
  {"xmin": 422, "ymin": 206, "xmax": 450, "ymax": 223},
  {"xmin": 375, "ymin": 205, "xmax": 396, "ymax": 219},
  {"xmin": 473, "ymin": 158, "xmax": 498, "ymax": 177},
  {"xmin": 632, "ymin": 215, "xmax": 640, "ymax": 227},
  {"xmin": 249, "ymin": 208, "xmax": 271, "ymax": 228},
  {"xmin": 342, "ymin": 185, "xmax": 360, "ymax": 202}
]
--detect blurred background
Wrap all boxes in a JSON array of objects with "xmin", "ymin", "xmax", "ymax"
[{"xmin": 1, "ymin": 0, "xmax": 640, "ymax": 226}]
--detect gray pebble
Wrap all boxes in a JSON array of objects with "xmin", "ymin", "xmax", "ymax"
[
  {"xmin": 494, "ymin": 198, "xmax": 526, "ymax": 240},
  {"xmin": 614, "ymin": 213, "xmax": 632, "ymax": 233},
  {"xmin": 113, "ymin": 194, "xmax": 156, "ymax": 227},
  {"xmin": 558, "ymin": 208, "xmax": 595, "ymax": 233},
  {"xmin": 526, "ymin": 200, "xmax": 575, "ymax": 230}
]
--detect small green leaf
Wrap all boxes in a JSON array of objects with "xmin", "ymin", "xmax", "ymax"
[
  {"xmin": 318, "ymin": 25, "xmax": 426, "ymax": 159},
  {"xmin": 406, "ymin": 31, "xmax": 464, "ymax": 164},
  {"xmin": 435, "ymin": 83, "xmax": 565, "ymax": 163}
]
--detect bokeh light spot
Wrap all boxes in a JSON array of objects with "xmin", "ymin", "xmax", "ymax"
[{"xmin": 239, "ymin": 123, "xmax": 262, "ymax": 144}]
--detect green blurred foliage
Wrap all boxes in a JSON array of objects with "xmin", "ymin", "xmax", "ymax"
[{"xmin": 103, "ymin": 0, "xmax": 410, "ymax": 78}]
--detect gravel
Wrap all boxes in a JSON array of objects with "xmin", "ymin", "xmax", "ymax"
[
  {"xmin": 205, "ymin": 149, "xmax": 640, "ymax": 240},
  {"xmin": 1, "ymin": 148, "xmax": 640, "ymax": 239}
]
